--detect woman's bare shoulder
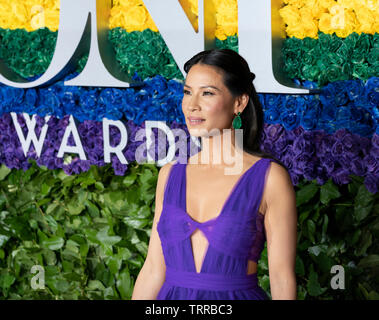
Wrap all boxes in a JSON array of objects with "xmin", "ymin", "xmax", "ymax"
[
  {"xmin": 156, "ymin": 159, "xmax": 180, "ymax": 188},
  {"xmin": 265, "ymin": 160, "xmax": 295, "ymax": 206}
]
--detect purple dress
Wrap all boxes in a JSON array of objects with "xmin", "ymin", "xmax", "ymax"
[{"xmin": 156, "ymin": 157, "xmax": 273, "ymax": 300}]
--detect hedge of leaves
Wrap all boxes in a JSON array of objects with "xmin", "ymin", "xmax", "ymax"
[
  {"xmin": 0, "ymin": 160, "xmax": 158, "ymax": 299},
  {"xmin": 0, "ymin": 160, "xmax": 377, "ymax": 299}
]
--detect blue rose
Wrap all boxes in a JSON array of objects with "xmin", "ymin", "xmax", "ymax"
[
  {"xmin": 320, "ymin": 84, "xmax": 337, "ymax": 107},
  {"xmin": 105, "ymin": 107, "xmax": 123, "ymax": 121},
  {"xmin": 280, "ymin": 109, "xmax": 300, "ymax": 131},
  {"xmin": 364, "ymin": 76, "xmax": 379, "ymax": 108},
  {"xmin": 302, "ymin": 80, "xmax": 318, "ymax": 89},
  {"xmin": 144, "ymin": 75, "xmax": 168, "ymax": 99},
  {"xmin": 320, "ymin": 81, "xmax": 349, "ymax": 107},
  {"xmin": 264, "ymin": 94, "xmax": 283, "ymax": 109},
  {"xmin": 99, "ymin": 88, "xmax": 126, "ymax": 110},
  {"xmin": 264, "ymin": 106, "xmax": 280, "ymax": 123},
  {"xmin": 78, "ymin": 89, "xmax": 100, "ymax": 120},
  {"xmin": 168, "ymin": 79, "xmax": 183, "ymax": 94},
  {"xmin": 345, "ymin": 79, "xmax": 365, "ymax": 100},
  {"xmin": 24, "ymin": 88, "xmax": 38, "ymax": 108},
  {"xmin": 283, "ymin": 96, "xmax": 300, "ymax": 112},
  {"xmin": 0, "ymin": 87, "xmax": 24, "ymax": 112},
  {"xmin": 40, "ymin": 87, "xmax": 63, "ymax": 117},
  {"xmin": 300, "ymin": 97, "xmax": 320, "ymax": 130}
]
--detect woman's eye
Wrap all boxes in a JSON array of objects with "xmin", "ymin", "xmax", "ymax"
[
  {"xmin": 183, "ymin": 90, "xmax": 191, "ymax": 95},
  {"xmin": 203, "ymin": 91, "xmax": 214, "ymax": 96}
]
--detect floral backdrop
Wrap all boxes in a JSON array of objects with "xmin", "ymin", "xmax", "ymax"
[{"xmin": 0, "ymin": 0, "xmax": 378, "ymax": 300}]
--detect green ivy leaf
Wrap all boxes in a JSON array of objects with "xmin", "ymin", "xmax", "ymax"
[
  {"xmin": 354, "ymin": 231, "xmax": 372, "ymax": 256},
  {"xmin": 320, "ymin": 180, "xmax": 340, "ymax": 205},
  {"xmin": 40, "ymin": 183, "xmax": 51, "ymax": 196},
  {"xmin": 296, "ymin": 183, "xmax": 318, "ymax": 206},
  {"xmin": 123, "ymin": 216, "xmax": 150, "ymax": 230},
  {"xmin": 307, "ymin": 220, "xmax": 316, "ymax": 244},
  {"xmin": 41, "ymin": 236, "xmax": 65, "ymax": 251},
  {"xmin": 307, "ymin": 268, "xmax": 327, "ymax": 297},
  {"xmin": 94, "ymin": 182, "xmax": 104, "ymax": 191},
  {"xmin": 295, "ymin": 255, "xmax": 305, "ymax": 276},
  {"xmin": 139, "ymin": 168, "xmax": 154, "ymax": 185},
  {"xmin": 96, "ymin": 227, "xmax": 121, "ymax": 246},
  {"xmin": 0, "ymin": 273, "xmax": 16, "ymax": 290},
  {"xmin": 87, "ymin": 280, "xmax": 105, "ymax": 291},
  {"xmin": 308, "ymin": 245, "xmax": 327, "ymax": 256},
  {"xmin": 321, "ymin": 215, "xmax": 328, "ymax": 238},
  {"xmin": 106, "ymin": 256, "xmax": 122, "ymax": 275},
  {"xmin": 0, "ymin": 234, "xmax": 10, "ymax": 248},
  {"xmin": 354, "ymin": 185, "xmax": 374, "ymax": 222},
  {"xmin": 357, "ymin": 254, "xmax": 379, "ymax": 269},
  {"xmin": 0, "ymin": 165, "xmax": 11, "ymax": 181},
  {"xmin": 123, "ymin": 172, "xmax": 137, "ymax": 187},
  {"xmin": 116, "ymin": 267, "xmax": 132, "ymax": 299},
  {"xmin": 85, "ymin": 200, "xmax": 100, "ymax": 217},
  {"xmin": 67, "ymin": 198, "xmax": 85, "ymax": 215}
]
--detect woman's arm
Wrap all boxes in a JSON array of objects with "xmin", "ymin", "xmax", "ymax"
[
  {"xmin": 264, "ymin": 162, "xmax": 298, "ymax": 300},
  {"xmin": 131, "ymin": 162, "xmax": 173, "ymax": 300}
]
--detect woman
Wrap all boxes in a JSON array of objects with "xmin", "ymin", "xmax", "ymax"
[{"xmin": 132, "ymin": 49, "xmax": 297, "ymax": 300}]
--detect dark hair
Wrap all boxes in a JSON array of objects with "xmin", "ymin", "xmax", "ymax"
[{"xmin": 183, "ymin": 48, "xmax": 287, "ymax": 171}]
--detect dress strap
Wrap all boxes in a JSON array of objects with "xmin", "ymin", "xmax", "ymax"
[{"xmin": 162, "ymin": 160, "xmax": 184, "ymax": 209}]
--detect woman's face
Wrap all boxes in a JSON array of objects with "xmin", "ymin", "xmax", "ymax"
[{"xmin": 182, "ymin": 63, "xmax": 237, "ymax": 136}]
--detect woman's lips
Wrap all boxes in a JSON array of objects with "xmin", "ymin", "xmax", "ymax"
[{"xmin": 188, "ymin": 117, "xmax": 205, "ymax": 125}]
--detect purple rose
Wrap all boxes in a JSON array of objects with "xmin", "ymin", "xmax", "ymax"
[
  {"xmin": 372, "ymin": 134, "xmax": 379, "ymax": 149},
  {"xmin": 341, "ymin": 133, "xmax": 359, "ymax": 155},
  {"xmin": 350, "ymin": 156, "xmax": 366, "ymax": 175},
  {"xmin": 364, "ymin": 173, "xmax": 378, "ymax": 194},
  {"xmin": 322, "ymin": 153, "xmax": 336, "ymax": 175},
  {"xmin": 332, "ymin": 167, "xmax": 351, "ymax": 185},
  {"xmin": 264, "ymin": 124, "xmax": 283, "ymax": 142},
  {"xmin": 331, "ymin": 140, "xmax": 344, "ymax": 156}
]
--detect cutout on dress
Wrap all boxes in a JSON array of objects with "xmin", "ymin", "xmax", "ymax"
[
  {"xmin": 189, "ymin": 228, "xmax": 210, "ymax": 274},
  {"xmin": 246, "ymin": 259, "xmax": 258, "ymax": 275}
]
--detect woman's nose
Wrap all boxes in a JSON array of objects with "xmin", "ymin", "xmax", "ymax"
[{"xmin": 186, "ymin": 93, "xmax": 200, "ymax": 110}]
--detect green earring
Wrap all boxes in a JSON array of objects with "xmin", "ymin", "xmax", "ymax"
[{"xmin": 232, "ymin": 112, "xmax": 242, "ymax": 129}]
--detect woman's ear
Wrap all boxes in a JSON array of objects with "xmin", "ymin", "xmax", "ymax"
[{"xmin": 234, "ymin": 93, "xmax": 250, "ymax": 113}]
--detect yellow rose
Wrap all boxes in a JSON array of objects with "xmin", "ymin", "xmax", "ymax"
[
  {"xmin": 44, "ymin": 8, "xmax": 59, "ymax": 31},
  {"xmin": 306, "ymin": 0, "xmax": 325, "ymax": 18},
  {"xmin": 280, "ymin": 5, "xmax": 301, "ymax": 27},
  {"xmin": 319, "ymin": 0, "xmax": 338, "ymax": 10},
  {"xmin": 109, "ymin": 6, "xmax": 123, "ymax": 29},
  {"xmin": 10, "ymin": 1, "xmax": 28, "ymax": 30},
  {"xmin": 286, "ymin": 24, "xmax": 307, "ymax": 39},
  {"xmin": 145, "ymin": 14, "xmax": 158, "ymax": 32},
  {"xmin": 184, "ymin": 0, "xmax": 198, "ymax": 16},
  {"xmin": 318, "ymin": 13, "xmax": 333, "ymax": 34},
  {"xmin": 286, "ymin": 0, "xmax": 305, "ymax": 9},
  {"xmin": 355, "ymin": 7, "xmax": 374, "ymax": 34},
  {"xmin": 222, "ymin": 24, "xmax": 237, "ymax": 37},
  {"xmin": 373, "ymin": 19, "xmax": 379, "ymax": 33},
  {"xmin": 215, "ymin": 1, "xmax": 237, "ymax": 37},
  {"xmin": 0, "ymin": 2, "xmax": 11, "ymax": 28},
  {"xmin": 336, "ymin": 0, "xmax": 355, "ymax": 10},
  {"xmin": 335, "ymin": 9, "xmax": 356, "ymax": 38},
  {"xmin": 215, "ymin": 28, "xmax": 226, "ymax": 41},
  {"xmin": 300, "ymin": 7, "xmax": 318, "ymax": 38},
  {"xmin": 123, "ymin": 5, "xmax": 147, "ymax": 32}
]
